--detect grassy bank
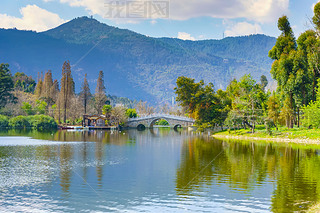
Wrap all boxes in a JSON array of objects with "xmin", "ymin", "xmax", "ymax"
[
  {"xmin": 307, "ymin": 203, "xmax": 320, "ymax": 213},
  {"xmin": 212, "ymin": 125, "xmax": 320, "ymax": 143}
]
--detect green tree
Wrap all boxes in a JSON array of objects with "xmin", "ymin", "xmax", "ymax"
[
  {"xmin": 296, "ymin": 30, "xmax": 318, "ymax": 101},
  {"xmin": 194, "ymin": 83, "xmax": 220, "ymax": 126},
  {"xmin": 13, "ymin": 72, "xmax": 36, "ymax": 93},
  {"xmin": 21, "ymin": 102, "xmax": 34, "ymax": 115},
  {"xmin": 269, "ymin": 16, "xmax": 297, "ymax": 128},
  {"xmin": 301, "ymin": 100, "xmax": 320, "ymax": 128},
  {"xmin": 9, "ymin": 115, "xmax": 30, "ymax": 128},
  {"xmin": 102, "ymin": 104, "xmax": 112, "ymax": 115},
  {"xmin": 0, "ymin": 63, "xmax": 15, "ymax": 109},
  {"xmin": 301, "ymin": 82, "xmax": 320, "ymax": 128},
  {"xmin": 226, "ymin": 75, "xmax": 268, "ymax": 132},
  {"xmin": 126, "ymin": 108, "xmax": 137, "ymax": 118},
  {"xmin": 267, "ymin": 92, "xmax": 281, "ymax": 130},
  {"xmin": 175, "ymin": 76, "xmax": 229, "ymax": 129},
  {"xmin": 174, "ymin": 76, "xmax": 204, "ymax": 117},
  {"xmin": 94, "ymin": 71, "xmax": 107, "ymax": 114},
  {"xmin": 35, "ymin": 100, "xmax": 47, "ymax": 114},
  {"xmin": 260, "ymin": 75, "xmax": 268, "ymax": 91},
  {"xmin": 0, "ymin": 115, "xmax": 9, "ymax": 128},
  {"xmin": 313, "ymin": 2, "xmax": 320, "ymax": 32},
  {"xmin": 102, "ymin": 104, "xmax": 112, "ymax": 124},
  {"xmin": 27, "ymin": 115, "xmax": 57, "ymax": 130},
  {"xmin": 215, "ymin": 89, "xmax": 231, "ymax": 130}
]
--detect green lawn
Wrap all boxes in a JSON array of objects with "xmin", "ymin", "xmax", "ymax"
[{"xmin": 213, "ymin": 125, "xmax": 320, "ymax": 140}]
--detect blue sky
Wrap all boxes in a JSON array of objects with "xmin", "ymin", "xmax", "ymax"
[{"xmin": 0, "ymin": 0, "xmax": 318, "ymax": 40}]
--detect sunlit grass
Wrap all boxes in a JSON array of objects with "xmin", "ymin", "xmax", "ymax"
[
  {"xmin": 307, "ymin": 203, "xmax": 320, "ymax": 213},
  {"xmin": 214, "ymin": 125, "xmax": 320, "ymax": 140}
]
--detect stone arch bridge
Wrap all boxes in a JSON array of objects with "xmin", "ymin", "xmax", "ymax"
[{"xmin": 127, "ymin": 114, "xmax": 195, "ymax": 130}]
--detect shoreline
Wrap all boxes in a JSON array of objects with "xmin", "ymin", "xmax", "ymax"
[{"xmin": 212, "ymin": 134, "xmax": 320, "ymax": 145}]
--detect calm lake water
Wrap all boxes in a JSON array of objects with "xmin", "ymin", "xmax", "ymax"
[{"xmin": 0, "ymin": 129, "xmax": 320, "ymax": 212}]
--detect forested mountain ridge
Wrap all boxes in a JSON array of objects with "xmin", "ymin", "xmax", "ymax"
[{"xmin": 0, "ymin": 16, "xmax": 276, "ymax": 103}]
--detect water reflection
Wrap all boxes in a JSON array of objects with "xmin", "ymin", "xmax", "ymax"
[
  {"xmin": 59, "ymin": 144, "xmax": 73, "ymax": 196},
  {"xmin": 176, "ymin": 137, "xmax": 320, "ymax": 212},
  {"xmin": 95, "ymin": 140, "xmax": 104, "ymax": 187},
  {"xmin": 1, "ymin": 129, "xmax": 320, "ymax": 212}
]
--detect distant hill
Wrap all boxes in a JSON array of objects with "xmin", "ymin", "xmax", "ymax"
[{"xmin": 0, "ymin": 16, "xmax": 276, "ymax": 103}]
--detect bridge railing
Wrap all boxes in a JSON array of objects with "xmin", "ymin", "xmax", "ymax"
[{"xmin": 128, "ymin": 113, "xmax": 195, "ymax": 122}]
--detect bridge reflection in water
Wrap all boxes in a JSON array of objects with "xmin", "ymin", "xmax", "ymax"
[{"xmin": 127, "ymin": 114, "xmax": 195, "ymax": 130}]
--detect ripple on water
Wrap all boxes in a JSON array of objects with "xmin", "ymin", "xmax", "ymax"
[{"xmin": 0, "ymin": 137, "xmax": 91, "ymax": 148}]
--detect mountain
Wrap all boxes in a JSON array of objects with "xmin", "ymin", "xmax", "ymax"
[{"xmin": 0, "ymin": 16, "xmax": 276, "ymax": 103}]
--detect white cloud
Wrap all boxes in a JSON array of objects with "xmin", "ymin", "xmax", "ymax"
[
  {"xmin": 60, "ymin": 0, "xmax": 105, "ymax": 15},
  {"xmin": 58, "ymin": 0, "xmax": 289, "ymax": 23},
  {"xmin": 177, "ymin": 32, "xmax": 195, "ymax": 40},
  {"xmin": 224, "ymin": 22, "xmax": 263, "ymax": 37},
  {"xmin": 0, "ymin": 5, "xmax": 65, "ymax": 32},
  {"xmin": 170, "ymin": 0, "xmax": 289, "ymax": 23}
]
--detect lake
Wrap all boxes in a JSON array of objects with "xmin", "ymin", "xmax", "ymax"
[{"xmin": 0, "ymin": 129, "xmax": 319, "ymax": 212}]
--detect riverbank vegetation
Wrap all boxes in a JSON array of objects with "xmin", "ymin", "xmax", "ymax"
[
  {"xmin": 0, "ymin": 61, "xmax": 141, "ymax": 126},
  {"xmin": 175, "ymin": 2, "xmax": 320, "ymax": 138},
  {"xmin": 0, "ymin": 59, "xmax": 182, "ymax": 128},
  {"xmin": 0, "ymin": 114, "xmax": 57, "ymax": 130}
]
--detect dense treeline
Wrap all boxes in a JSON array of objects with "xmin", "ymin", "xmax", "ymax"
[
  {"xmin": 0, "ymin": 59, "xmax": 185, "ymax": 128},
  {"xmin": 175, "ymin": 2, "xmax": 320, "ymax": 132},
  {"xmin": 0, "ymin": 60, "xmax": 141, "ymax": 127},
  {"xmin": 174, "ymin": 74, "xmax": 268, "ymax": 132},
  {"xmin": 268, "ymin": 3, "xmax": 320, "ymax": 129}
]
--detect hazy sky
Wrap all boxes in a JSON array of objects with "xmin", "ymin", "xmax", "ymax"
[{"xmin": 0, "ymin": 0, "xmax": 319, "ymax": 40}]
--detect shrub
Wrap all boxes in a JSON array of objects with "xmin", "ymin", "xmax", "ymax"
[
  {"xmin": 74, "ymin": 118, "xmax": 83, "ymax": 125},
  {"xmin": 9, "ymin": 116, "xmax": 30, "ymax": 128},
  {"xmin": 27, "ymin": 115, "xmax": 57, "ymax": 130},
  {"xmin": 21, "ymin": 102, "xmax": 34, "ymax": 115},
  {"xmin": 264, "ymin": 118, "xmax": 273, "ymax": 135},
  {"xmin": 0, "ymin": 115, "xmax": 9, "ymax": 128},
  {"xmin": 125, "ymin": 108, "xmax": 137, "ymax": 118},
  {"xmin": 196, "ymin": 122, "xmax": 211, "ymax": 132},
  {"xmin": 301, "ymin": 101, "xmax": 320, "ymax": 128}
]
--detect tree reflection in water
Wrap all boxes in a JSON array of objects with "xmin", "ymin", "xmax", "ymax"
[
  {"xmin": 2, "ymin": 129, "xmax": 320, "ymax": 212},
  {"xmin": 176, "ymin": 137, "xmax": 320, "ymax": 212}
]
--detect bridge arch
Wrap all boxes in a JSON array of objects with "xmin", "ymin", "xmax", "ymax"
[
  {"xmin": 149, "ymin": 118, "xmax": 170, "ymax": 128},
  {"xmin": 173, "ymin": 124, "xmax": 182, "ymax": 130},
  {"xmin": 137, "ymin": 124, "xmax": 146, "ymax": 131},
  {"xmin": 126, "ymin": 114, "xmax": 195, "ymax": 129}
]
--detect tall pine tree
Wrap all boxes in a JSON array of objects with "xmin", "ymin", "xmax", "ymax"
[
  {"xmin": 34, "ymin": 72, "xmax": 43, "ymax": 98},
  {"xmin": 59, "ymin": 61, "xmax": 74, "ymax": 123},
  {"xmin": 42, "ymin": 70, "xmax": 54, "ymax": 105},
  {"xmin": 94, "ymin": 71, "xmax": 107, "ymax": 114}
]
